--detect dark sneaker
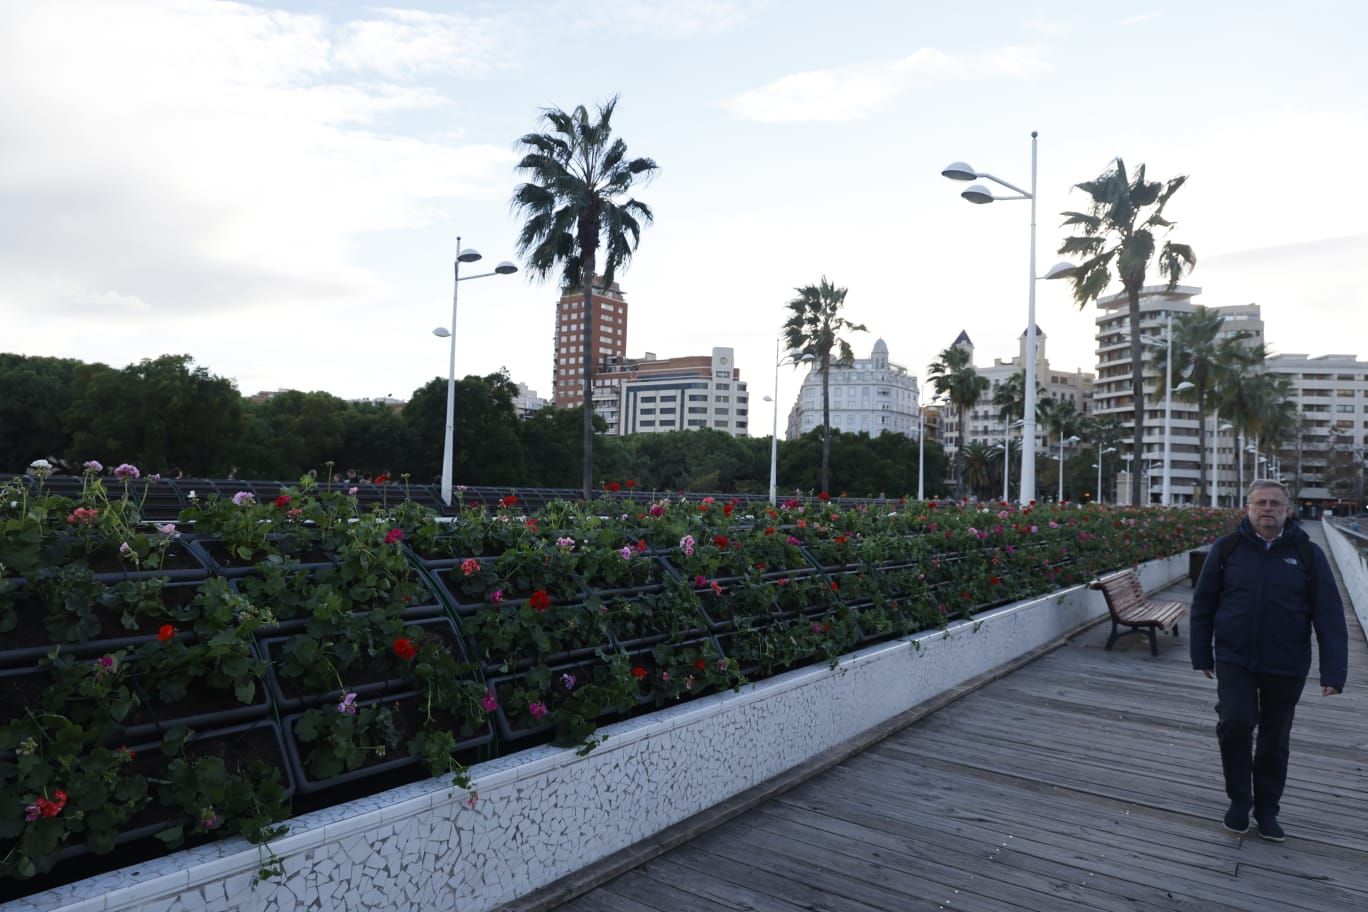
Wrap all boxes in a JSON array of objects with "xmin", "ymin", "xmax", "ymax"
[
  {"xmin": 1255, "ymin": 817, "xmax": 1286, "ymax": 842},
  {"xmin": 1223, "ymin": 804, "xmax": 1250, "ymax": 834}
]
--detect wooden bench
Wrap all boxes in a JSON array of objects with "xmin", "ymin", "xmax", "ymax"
[{"xmin": 1090, "ymin": 570, "xmax": 1188, "ymax": 657}]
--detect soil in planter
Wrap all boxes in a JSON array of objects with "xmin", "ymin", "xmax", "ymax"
[
  {"xmin": 81, "ymin": 541, "xmax": 206, "ymax": 576},
  {"xmin": 287, "ymin": 697, "xmax": 491, "ymax": 811},
  {"xmin": 4, "ymin": 581, "xmax": 202, "ymax": 658}
]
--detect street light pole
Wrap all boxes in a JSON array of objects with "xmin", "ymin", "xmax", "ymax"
[
  {"xmin": 918, "ymin": 408, "xmax": 927, "ymax": 501},
  {"xmin": 1058, "ymin": 434, "xmax": 1079, "ymax": 502},
  {"xmin": 769, "ymin": 343, "xmax": 814, "ymax": 505},
  {"xmin": 435, "ymin": 237, "xmax": 516, "ymax": 506},
  {"xmin": 941, "ymin": 134, "xmax": 1075, "ymax": 507},
  {"xmin": 1096, "ymin": 443, "xmax": 1116, "ymax": 504},
  {"xmin": 1162, "ymin": 312, "xmax": 1174, "ymax": 506}
]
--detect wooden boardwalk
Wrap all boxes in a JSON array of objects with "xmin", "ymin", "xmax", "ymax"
[{"xmin": 551, "ymin": 525, "xmax": 1368, "ymax": 912}]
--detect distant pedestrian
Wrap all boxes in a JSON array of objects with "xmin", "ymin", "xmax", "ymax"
[{"xmin": 1190, "ymin": 479, "xmax": 1348, "ymax": 841}]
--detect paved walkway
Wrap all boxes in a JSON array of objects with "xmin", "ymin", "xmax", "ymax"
[{"xmin": 547, "ymin": 524, "xmax": 1368, "ymax": 912}]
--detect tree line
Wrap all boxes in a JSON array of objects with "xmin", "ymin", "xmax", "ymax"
[{"xmin": 0, "ymin": 351, "xmax": 949, "ymax": 497}]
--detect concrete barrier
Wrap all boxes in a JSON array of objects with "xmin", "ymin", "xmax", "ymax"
[
  {"xmin": 1323, "ymin": 520, "xmax": 1368, "ymax": 641},
  {"xmin": 12, "ymin": 554, "xmax": 1187, "ymax": 912}
]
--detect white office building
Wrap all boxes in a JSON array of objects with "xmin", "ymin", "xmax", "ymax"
[{"xmin": 786, "ymin": 340, "xmax": 921, "ymax": 439}]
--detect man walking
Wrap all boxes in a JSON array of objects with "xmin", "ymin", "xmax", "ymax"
[{"xmin": 1191, "ymin": 479, "xmax": 1348, "ymax": 841}]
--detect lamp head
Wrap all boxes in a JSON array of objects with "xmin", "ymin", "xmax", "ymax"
[
  {"xmin": 457, "ymin": 248, "xmax": 482, "ymax": 264},
  {"xmin": 494, "ymin": 261, "xmax": 518, "ymax": 275},
  {"xmin": 1173, "ymin": 381, "xmax": 1195, "ymax": 393},
  {"xmin": 941, "ymin": 161, "xmax": 978, "ymax": 181},
  {"xmin": 1066, "ymin": 435, "xmax": 1081, "ymax": 444},
  {"xmin": 432, "ymin": 327, "xmax": 451, "ymax": 338},
  {"xmin": 961, "ymin": 184, "xmax": 995, "ymax": 204},
  {"xmin": 1042, "ymin": 262, "xmax": 1076, "ymax": 281}
]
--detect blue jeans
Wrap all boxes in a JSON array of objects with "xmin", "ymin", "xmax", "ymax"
[{"xmin": 1214, "ymin": 662, "xmax": 1304, "ymax": 819}]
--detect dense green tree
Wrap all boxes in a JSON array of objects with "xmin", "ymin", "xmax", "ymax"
[
  {"xmin": 402, "ymin": 372, "xmax": 527, "ymax": 486},
  {"xmin": 928, "ymin": 344, "xmax": 988, "ymax": 496},
  {"xmin": 782, "ymin": 277, "xmax": 867, "ymax": 496},
  {"xmin": 65, "ymin": 355, "xmax": 243, "ymax": 476},
  {"xmin": 0, "ymin": 354, "xmax": 88, "ymax": 470},
  {"xmin": 1057, "ymin": 159, "xmax": 1196, "ymax": 506},
  {"xmin": 512, "ymin": 96, "xmax": 658, "ymax": 500}
]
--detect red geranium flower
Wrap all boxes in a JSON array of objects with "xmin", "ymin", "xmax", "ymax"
[
  {"xmin": 374, "ymin": 473, "xmax": 390, "ymax": 485},
  {"xmin": 713, "ymin": 535, "xmax": 729, "ymax": 549},
  {"xmin": 694, "ymin": 658, "xmax": 707, "ymax": 671},
  {"xmin": 499, "ymin": 495, "xmax": 519, "ymax": 508},
  {"xmin": 722, "ymin": 503, "xmax": 734, "ymax": 517},
  {"xmin": 392, "ymin": 637, "xmax": 417, "ymax": 661},
  {"xmin": 528, "ymin": 590, "xmax": 551, "ymax": 612},
  {"xmin": 631, "ymin": 666, "xmax": 647, "ymax": 680},
  {"xmin": 818, "ymin": 491, "xmax": 830, "ymax": 501},
  {"xmin": 273, "ymin": 494, "xmax": 292, "ymax": 509},
  {"xmin": 605, "ymin": 481, "xmax": 622, "ymax": 492},
  {"xmin": 625, "ymin": 479, "xmax": 637, "ymax": 488},
  {"xmin": 157, "ymin": 624, "xmax": 176, "ymax": 641},
  {"xmin": 384, "ymin": 528, "xmax": 404, "ymax": 544}
]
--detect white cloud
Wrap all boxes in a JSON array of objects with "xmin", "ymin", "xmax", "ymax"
[
  {"xmin": 562, "ymin": 0, "xmax": 756, "ymax": 38},
  {"xmin": 334, "ymin": 8, "xmax": 514, "ymax": 79},
  {"xmin": 1120, "ymin": 11, "xmax": 1166, "ymax": 26},
  {"xmin": 726, "ymin": 45, "xmax": 1051, "ymax": 123},
  {"xmin": 0, "ymin": 1, "xmax": 516, "ymax": 322}
]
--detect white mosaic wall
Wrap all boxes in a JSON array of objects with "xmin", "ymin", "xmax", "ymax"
[
  {"xmin": 9, "ymin": 555, "xmax": 1186, "ymax": 912},
  {"xmin": 1323, "ymin": 521, "xmax": 1368, "ymax": 638}
]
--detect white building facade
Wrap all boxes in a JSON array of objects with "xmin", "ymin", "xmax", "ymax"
[
  {"xmin": 786, "ymin": 340, "xmax": 921, "ymax": 440},
  {"xmin": 602, "ymin": 347, "xmax": 750, "ymax": 437},
  {"xmin": 1266, "ymin": 353, "xmax": 1368, "ymax": 514},
  {"xmin": 1092, "ymin": 285, "xmax": 1264, "ymax": 506}
]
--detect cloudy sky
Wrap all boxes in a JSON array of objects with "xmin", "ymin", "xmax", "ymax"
[{"xmin": 4, "ymin": 0, "xmax": 1367, "ymax": 438}]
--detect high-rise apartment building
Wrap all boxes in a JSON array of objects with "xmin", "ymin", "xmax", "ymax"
[
  {"xmin": 1266, "ymin": 353, "xmax": 1368, "ymax": 514},
  {"xmin": 552, "ymin": 278, "xmax": 628, "ymax": 409},
  {"xmin": 1092, "ymin": 285, "xmax": 1264, "ymax": 505}
]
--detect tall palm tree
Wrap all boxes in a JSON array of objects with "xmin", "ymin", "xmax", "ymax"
[
  {"xmin": 1212, "ymin": 341, "xmax": 1270, "ymax": 492},
  {"xmin": 928, "ymin": 344, "xmax": 989, "ymax": 497},
  {"xmin": 512, "ymin": 96, "xmax": 658, "ymax": 499},
  {"xmin": 1040, "ymin": 397, "xmax": 1087, "ymax": 500},
  {"xmin": 1057, "ymin": 158, "xmax": 1196, "ymax": 507},
  {"xmin": 1147, "ymin": 307, "xmax": 1253, "ymax": 505},
  {"xmin": 782, "ymin": 277, "xmax": 866, "ymax": 494}
]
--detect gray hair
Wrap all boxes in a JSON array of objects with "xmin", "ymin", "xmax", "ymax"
[{"xmin": 1245, "ymin": 478, "xmax": 1290, "ymax": 504}]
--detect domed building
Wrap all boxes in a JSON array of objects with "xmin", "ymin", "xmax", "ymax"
[{"xmin": 785, "ymin": 339, "xmax": 922, "ymax": 440}]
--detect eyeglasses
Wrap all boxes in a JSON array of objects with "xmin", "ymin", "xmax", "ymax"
[{"xmin": 1249, "ymin": 499, "xmax": 1288, "ymax": 509}]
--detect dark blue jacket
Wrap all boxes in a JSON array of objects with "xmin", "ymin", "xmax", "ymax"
[{"xmin": 1190, "ymin": 518, "xmax": 1348, "ymax": 691}]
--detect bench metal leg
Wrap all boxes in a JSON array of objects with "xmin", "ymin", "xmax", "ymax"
[{"xmin": 1147, "ymin": 628, "xmax": 1159, "ymax": 657}]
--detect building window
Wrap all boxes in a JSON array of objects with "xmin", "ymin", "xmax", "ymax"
[
  {"xmin": 687, "ymin": 419, "xmax": 704, "ymax": 427},
  {"xmin": 688, "ymin": 406, "xmax": 707, "ymax": 414}
]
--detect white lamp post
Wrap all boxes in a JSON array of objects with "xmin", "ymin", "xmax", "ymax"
[
  {"xmin": 1058, "ymin": 434, "xmax": 1080, "ymax": 502},
  {"xmin": 769, "ymin": 341, "xmax": 815, "ymax": 505},
  {"xmin": 1125, "ymin": 314, "xmax": 1193, "ymax": 506},
  {"xmin": 1096, "ymin": 444, "xmax": 1116, "ymax": 504},
  {"xmin": 942, "ymin": 135, "xmax": 1073, "ymax": 507},
  {"xmin": 1212, "ymin": 414, "xmax": 1233, "ymax": 507},
  {"xmin": 998, "ymin": 416, "xmax": 1025, "ymax": 503},
  {"xmin": 433, "ymin": 238, "xmax": 516, "ymax": 506}
]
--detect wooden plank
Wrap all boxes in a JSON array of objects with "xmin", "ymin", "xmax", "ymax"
[{"xmin": 549, "ymin": 554, "xmax": 1368, "ymax": 912}]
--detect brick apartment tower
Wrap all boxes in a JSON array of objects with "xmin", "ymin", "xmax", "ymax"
[{"xmin": 552, "ymin": 277, "xmax": 628, "ymax": 409}]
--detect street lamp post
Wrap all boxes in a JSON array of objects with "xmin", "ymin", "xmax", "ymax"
[
  {"xmin": 1212, "ymin": 414, "xmax": 1233, "ymax": 507},
  {"xmin": 433, "ymin": 237, "xmax": 516, "ymax": 506},
  {"xmin": 769, "ymin": 341, "xmax": 815, "ymax": 505},
  {"xmin": 998, "ymin": 416, "xmax": 1024, "ymax": 503},
  {"xmin": 1096, "ymin": 444, "xmax": 1116, "ymax": 504},
  {"xmin": 1125, "ymin": 314, "xmax": 1192, "ymax": 506},
  {"xmin": 941, "ymin": 135, "xmax": 1073, "ymax": 507},
  {"xmin": 1058, "ymin": 434, "xmax": 1080, "ymax": 502}
]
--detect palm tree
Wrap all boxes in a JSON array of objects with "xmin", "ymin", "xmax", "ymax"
[
  {"xmin": 1213, "ymin": 341, "xmax": 1271, "ymax": 492},
  {"xmin": 1057, "ymin": 159, "xmax": 1196, "ymax": 507},
  {"xmin": 1040, "ymin": 397, "xmax": 1087, "ymax": 500},
  {"xmin": 512, "ymin": 96, "xmax": 658, "ymax": 499},
  {"xmin": 928, "ymin": 344, "xmax": 989, "ymax": 497},
  {"xmin": 782, "ymin": 277, "xmax": 867, "ymax": 494},
  {"xmin": 961, "ymin": 441, "xmax": 995, "ymax": 500}
]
